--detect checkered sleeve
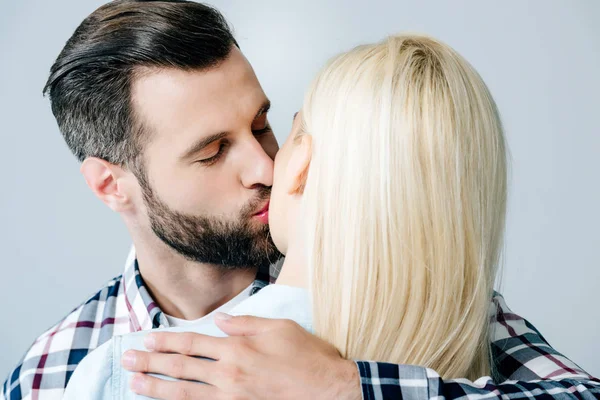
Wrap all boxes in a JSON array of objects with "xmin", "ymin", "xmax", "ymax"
[
  {"xmin": 1, "ymin": 305, "xmax": 91, "ymax": 400},
  {"xmin": 1, "ymin": 275, "xmax": 127, "ymax": 400},
  {"xmin": 355, "ymin": 293, "xmax": 600, "ymax": 399},
  {"xmin": 356, "ymin": 361, "xmax": 600, "ymax": 400},
  {"xmin": 2, "ymin": 370, "xmax": 12, "ymax": 400}
]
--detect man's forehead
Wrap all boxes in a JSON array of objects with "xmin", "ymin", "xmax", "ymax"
[
  {"xmin": 132, "ymin": 67, "xmax": 267, "ymax": 131},
  {"xmin": 133, "ymin": 49, "xmax": 261, "ymax": 106}
]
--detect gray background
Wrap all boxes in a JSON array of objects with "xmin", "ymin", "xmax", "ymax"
[{"xmin": 0, "ymin": 0, "xmax": 598, "ymax": 379}]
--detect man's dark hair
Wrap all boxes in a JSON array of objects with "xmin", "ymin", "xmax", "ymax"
[{"xmin": 43, "ymin": 0, "xmax": 238, "ymax": 166}]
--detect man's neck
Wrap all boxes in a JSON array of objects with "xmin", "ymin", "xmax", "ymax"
[{"xmin": 134, "ymin": 242, "xmax": 257, "ymax": 321}]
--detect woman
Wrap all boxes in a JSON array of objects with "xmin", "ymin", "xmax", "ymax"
[
  {"xmin": 271, "ymin": 32, "xmax": 506, "ymax": 379},
  {"xmin": 65, "ymin": 33, "xmax": 507, "ymax": 398}
]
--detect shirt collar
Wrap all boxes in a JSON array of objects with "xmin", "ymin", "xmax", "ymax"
[{"xmin": 122, "ymin": 246, "xmax": 271, "ymax": 330}]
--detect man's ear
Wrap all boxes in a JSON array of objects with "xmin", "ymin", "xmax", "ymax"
[
  {"xmin": 80, "ymin": 157, "xmax": 133, "ymax": 212},
  {"xmin": 286, "ymin": 134, "xmax": 312, "ymax": 195}
]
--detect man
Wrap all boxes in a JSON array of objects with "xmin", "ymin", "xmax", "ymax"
[{"xmin": 2, "ymin": 1, "xmax": 598, "ymax": 399}]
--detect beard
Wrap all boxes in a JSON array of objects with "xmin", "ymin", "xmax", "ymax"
[{"xmin": 139, "ymin": 178, "xmax": 282, "ymax": 271}]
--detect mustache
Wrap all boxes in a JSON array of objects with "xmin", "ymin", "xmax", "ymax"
[{"xmin": 240, "ymin": 185, "xmax": 271, "ymax": 219}]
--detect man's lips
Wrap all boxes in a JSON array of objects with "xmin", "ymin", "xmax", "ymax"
[
  {"xmin": 252, "ymin": 201, "xmax": 270, "ymax": 224},
  {"xmin": 253, "ymin": 201, "xmax": 270, "ymax": 217}
]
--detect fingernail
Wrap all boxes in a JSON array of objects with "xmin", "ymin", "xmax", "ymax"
[
  {"xmin": 144, "ymin": 334, "xmax": 156, "ymax": 350},
  {"xmin": 131, "ymin": 374, "xmax": 146, "ymax": 393},
  {"xmin": 122, "ymin": 351, "xmax": 136, "ymax": 369},
  {"xmin": 214, "ymin": 312, "xmax": 232, "ymax": 321}
]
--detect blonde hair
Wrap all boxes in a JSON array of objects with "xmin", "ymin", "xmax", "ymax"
[{"xmin": 300, "ymin": 34, "xmax": 507, "ymax": 380}]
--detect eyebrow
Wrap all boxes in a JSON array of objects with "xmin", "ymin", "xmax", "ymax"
[
  {"xmin": 180, "ymin": 99, "xmax": 272, "ymax": 161},
  {"xmin": 293, "ymin": 111, "xmax": 299, "ymax": 122}
]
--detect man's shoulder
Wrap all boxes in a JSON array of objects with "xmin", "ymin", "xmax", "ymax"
[
  {"xmin": 3, "ymin": 275, "xmax": 125, "ymax": 400},
  {"xmin": 33, "ymin": 274, "xmax": 124, "ymax": 347}
]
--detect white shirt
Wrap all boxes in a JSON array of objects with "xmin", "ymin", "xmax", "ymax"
[
  {"xmin": 164, "ymin": 283, "xmax": 254, "ymax": 327},
  {"xmin": 63, "ymin": 284, "xmax": 311, "ymax": 400}
]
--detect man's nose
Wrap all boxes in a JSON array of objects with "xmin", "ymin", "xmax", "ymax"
[{"xmin": 239, "ymin": 138, "xmax": 274, "ymax": 189}]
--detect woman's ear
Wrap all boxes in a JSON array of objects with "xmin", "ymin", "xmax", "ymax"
[{"xmin": 285, "ymin": 134, "xmax": 312, "ymax": 195}]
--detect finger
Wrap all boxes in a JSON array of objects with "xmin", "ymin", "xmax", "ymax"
[
  {"xmin": 122, "ymin": 350, "xmax": 217, "ymax": 384},
  {"xmin": 145, "ymin": 331, "xmax": 225, "ymax": 360},
  {"xmin": 215, "ymin": 314, "xmax": 294, "ymax": 336},
  {"xmin": 131, "ymin": 372, "xmax": 217, "ymax": 400}
]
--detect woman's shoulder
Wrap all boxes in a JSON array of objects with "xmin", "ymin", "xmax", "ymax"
[
  {"xmin": 63, "ymin": 339, "xmax": 115, "ymax": 400},
  {"xmin": 230, "ymin": 284, "xmax": 312, "ymax": 328}
]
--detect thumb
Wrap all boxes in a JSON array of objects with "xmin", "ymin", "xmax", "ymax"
[{"xmin": 214, "ymin": 313, "xmax": 275, "ymax": 336}]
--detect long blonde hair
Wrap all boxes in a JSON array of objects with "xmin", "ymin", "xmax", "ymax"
[{"xmin": 300, "ymin": 34, "xmax": 507, "ymax": 380}]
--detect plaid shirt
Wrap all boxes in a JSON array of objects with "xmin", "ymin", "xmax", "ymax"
[
  {"xmin": 3, "ymin": 250, "xmax": 599, "ymax": 400},
  {"xmin": 356, "ymin": 294, "xmax": 600, "ymax": 399}
]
